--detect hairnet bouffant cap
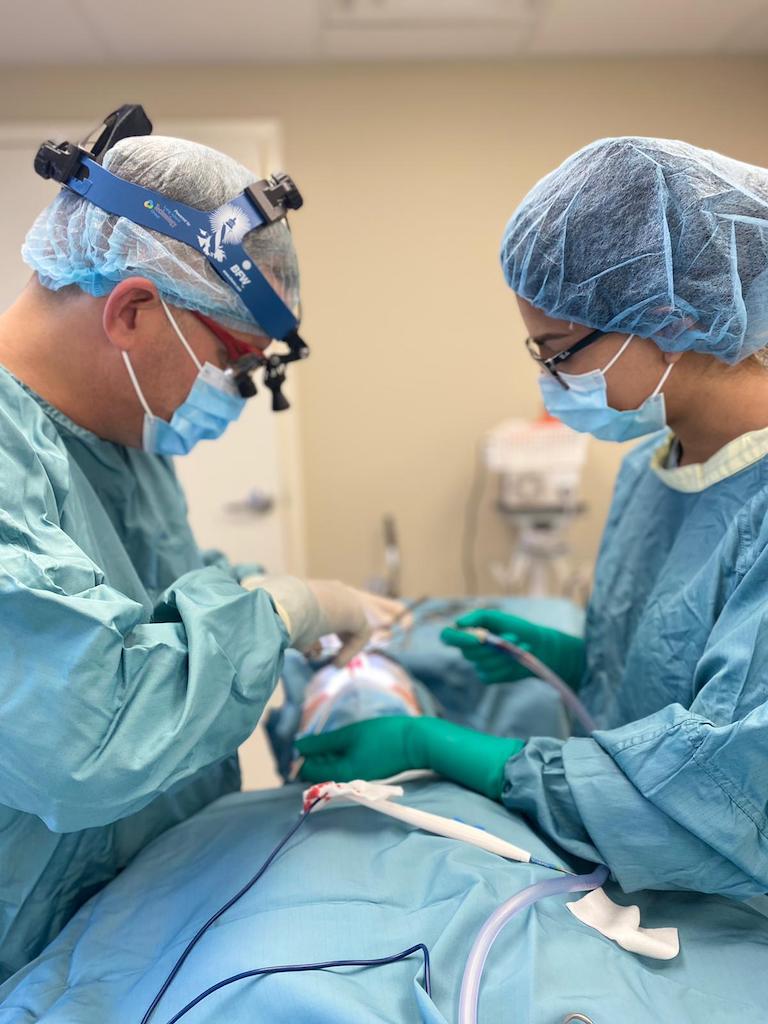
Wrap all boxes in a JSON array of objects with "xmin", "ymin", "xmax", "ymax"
[
  {"xmin": 22, "ymin": 135, "xmax": 300, "ymax": 336},
  {"xmin": 501, "ymin": 137, "xmax": 768, "ymax": 363}
]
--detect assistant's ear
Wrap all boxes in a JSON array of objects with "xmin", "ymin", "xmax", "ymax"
[
  {"xmin": 102, "ymin": 277, "xmax": 162, "ymax": 353},
  {"xmin": 663, "ymin": 350, "xmax": 685, "ymax": 365}
]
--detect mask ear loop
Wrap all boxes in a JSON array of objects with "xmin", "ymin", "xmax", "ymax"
[
  {"xmin": 602, "ymin": 334, "xmax": 636, "ymax": 375},
  {"xmin": 122, "ymin": 301, "xmax": 204, "ymax": 422},
  {"xmin": 602, "ymin": 334, "xmax": 675, "ymax": 396},
  {"xmin": 652, "ymin": 360, "xmax": 675, "ymax": 397},
  {"xmin": 160, "ymin": 298, "xmax": 203, "ymax": 371},
  {"xmin": 122, "ymin": 351, "xmax": 154, "ymax": 418}
]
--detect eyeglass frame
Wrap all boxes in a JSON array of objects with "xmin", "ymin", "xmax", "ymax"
[
  {"xmin": 192, "ymin": 311, "xmax": 268, "ymax": 364},
  {"xmin": 525, "ymin": 328, "xmax": 608, "ymax": 389}
]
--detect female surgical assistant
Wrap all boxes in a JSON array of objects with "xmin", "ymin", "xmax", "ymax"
[{"xmin": 298, "ymin": 137, "xmax": 768, "ymax": 899}]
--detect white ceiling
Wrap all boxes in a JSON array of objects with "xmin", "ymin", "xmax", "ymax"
[{"xmin": 4, "ymin": 0, "xmax": 768, "ymax": 64}]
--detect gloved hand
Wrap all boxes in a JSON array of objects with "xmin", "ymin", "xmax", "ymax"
[
  {"xmin": 357, "ymin": 591, "xmax": 412, "ymax": 637},
  {"xmin": 296, "ymin": 716, "xmax": 525, "ymax": 800},
  {"xmin": 241, "ymin": 576, "xmax": 408, "ymax": 665},
  {"xmin": 305, "ymin": 580, "xmax": 377, "ymax": 664},
  {"xmin": 441, "ymin": 609, "xmax": 585, "ymax": 688}
]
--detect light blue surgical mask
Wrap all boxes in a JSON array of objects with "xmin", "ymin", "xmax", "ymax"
[
  {"xmin": 538, "ymin": 335, "xmax": 674, "ymax": 442},
  {"xmin": 123, "ymin": 299, "xmax": 246, "ymax": 456}
]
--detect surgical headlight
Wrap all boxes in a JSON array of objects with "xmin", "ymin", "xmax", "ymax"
[{"xmin": 34, "ymin": 104, "xmax": 309, "ymax": 411}]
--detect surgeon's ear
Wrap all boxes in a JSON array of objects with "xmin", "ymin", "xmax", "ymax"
[
  {"xmin": 663, "ymin": 350, "xmax": 685, "ymax": 364},
  {"xmin": 102, "ymin": 277, "xmax": 163, "ymax": 352}
]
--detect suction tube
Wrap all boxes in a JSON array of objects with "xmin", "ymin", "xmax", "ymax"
[
  {"xmin": 458, "ymin": 863, "xmax": 609, "ymax": 1024},
  {"xmin": 464, "ymin": 629, "xmax": 598, "ymax": 733}
]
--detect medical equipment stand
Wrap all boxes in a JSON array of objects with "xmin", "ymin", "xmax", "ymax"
[{"xmin": 492, "ymin": 501, "xmax": 590, "ymax": 603}]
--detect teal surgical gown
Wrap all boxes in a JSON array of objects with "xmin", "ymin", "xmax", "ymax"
[
  {"xmin": 503, "ymin": 429, "xmax": 768, "ymax": 898},
  {"xmin": 0, "ymin": 366, "xmax": 289, "ymax": 981}
]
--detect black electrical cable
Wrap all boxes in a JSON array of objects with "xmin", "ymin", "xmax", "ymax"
[
  {"xmin": 160, "ymin": 944, "xmax": 432, "ymax": 1024},
  {"xmin": 140, "ymin": 800, "xmax": 320, "ymax": 1024},
  {"xmin": 141, "ymin": 797, "xmax": 433, "ymax": 1024}
]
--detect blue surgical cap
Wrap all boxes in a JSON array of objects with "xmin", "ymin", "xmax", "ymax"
[
  {"xmin": 22, "ymin": 135, "xmax": 300, "ymax": 336},
  {"xmin": 501, "ymin": 137, "xmax": 768, "ymax": 363}
]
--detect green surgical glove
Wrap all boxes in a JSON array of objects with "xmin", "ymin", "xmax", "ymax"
[
  {"xmin": 441, "ymin": 609, "xmax": 586, "ymax": 688},
  {"xmin": 296, "ymin": 716, "xmax": 525, "ymax": 800}
]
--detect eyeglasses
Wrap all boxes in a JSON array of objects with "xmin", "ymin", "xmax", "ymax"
[
  {"xmin": 525, "ymin": 328, "xmax": 606, "ymax": 389},
  {"xmin": 192, "ymin": 311, "xmax": 267, "ymax": 364}
]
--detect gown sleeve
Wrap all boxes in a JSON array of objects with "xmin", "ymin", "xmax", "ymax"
[
  {"xmin": 503, "ymin": 497, "xmax": 768, "ymax": 898},
  {"xmin": 0, "ymin": 413, "xmax": 289, "ymax": 833}
]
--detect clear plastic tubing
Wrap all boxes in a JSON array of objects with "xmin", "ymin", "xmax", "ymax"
[
  {"xmin": 458, "ymin": 863, "xmax": 609, "ymax": 1024},
  {"xmin": 514, "ymin": 646, "xmax": 598, "ymax": 734},
  {"xmin": 479, "ymin": 633, "xmax": 598, "ymax": 734}
]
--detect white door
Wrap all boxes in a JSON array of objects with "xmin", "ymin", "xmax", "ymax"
[{"xmin": 0, "ymin": 118, "xmax": 304, "ymax": 788}]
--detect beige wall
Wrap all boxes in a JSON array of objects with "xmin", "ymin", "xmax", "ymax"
[{"xmin": 1, "ymin": 57, "xmax": 767, "ymax": 596}]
